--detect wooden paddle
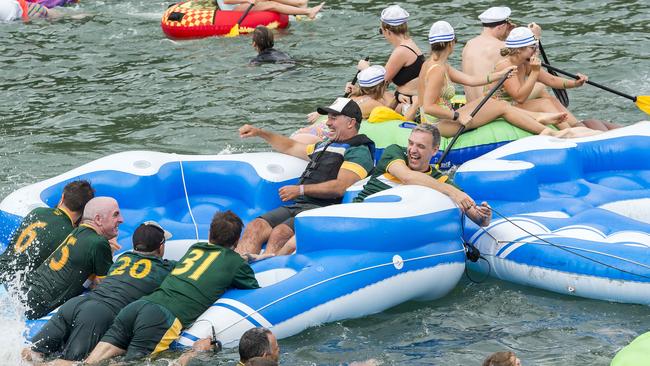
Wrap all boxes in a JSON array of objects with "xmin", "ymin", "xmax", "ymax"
[
  {"xmin": 541, "ymin": 63, "xmax": 650, "ymax": 115},
  {"xmin": 436, "ymin": 69, "xmax": 514, "ymax": 169},
  {"xmin": 225, "ymin": 3, "xmax": 255, "ymax": 38},
  {"xmin": 538, "ymin": 41, "xmax": 570, "ymax": 107},
  {"xmin": 344, "ymin": 56, "xmax": 369, "ymax": 98}
]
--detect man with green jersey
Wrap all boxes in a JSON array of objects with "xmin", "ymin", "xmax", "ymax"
[
  {"xmin": 21, "ymin": 196, "xmax": 124, "ymax": 320},
  {"xmin": 85, "ymin": 210, "xmax": 260, "ymax": 363},
  {"xmin": 0, "ymin": 180, "xmax": 94, "ymax": 288},
  {"xmin": 23, "ymin": 221, "xmax": 174, "ymax": 363},
  {"xmin": 354, "ymin": 124, "xmax": 492, "ymax": 226}
]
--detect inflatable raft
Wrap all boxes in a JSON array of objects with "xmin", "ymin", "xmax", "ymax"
[
  {"xmin": 0, "ymin": 151, "xmax": 466, "ymax": 345},
  {"xmin": 162, "ymin": 0, "xmax": 289, "ymax": 39},
  {"xmin": 455, "ymin": 122, "xmax": 650, "ymax": 305}
]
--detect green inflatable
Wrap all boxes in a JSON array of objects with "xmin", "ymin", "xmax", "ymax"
[{"xmin": 611, "ymin": 332, "xmax": 650, "ymax": 366}]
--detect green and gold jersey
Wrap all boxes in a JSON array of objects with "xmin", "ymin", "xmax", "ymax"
[
  {"xmin": 354, "ymin": 144, "xmax": 455, "ymax": 202},
  {"xmin": 89, "ymin": 252, "xmax": 176, "ymax": 315},
  {"xmin": 144, "ymin": 242, "xmax": 259, "ymax": 327},
  {"xmin": 23, "ymin": 224, "xmax": 113, "ymax": 316},
  {"xmin": 0, "ymin": 207, "xmax": 75, "ymax": 284}
]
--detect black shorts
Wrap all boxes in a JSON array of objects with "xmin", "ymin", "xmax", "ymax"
[
  {"xmin": 259, "ymin": 203, "xmax": 321, "ymax": 231},
  {"xmin": 101, "ymin": 299, "xmax": 182, "ymax": 360},
  {"xmin": 31, "ymin": 296, "xmax": 116, "ymax": 361}
]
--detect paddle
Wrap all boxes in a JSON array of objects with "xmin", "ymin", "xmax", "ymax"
[
  {"xmin": 436, "ymin": 69, "xmax": 514, "ymax": 169},
  {"xmin": 538, "ymin": 41, "xmax": 570, "ymax": 107},
  {"xmin": 344, "ymin": 56, "xmax": 369, "ymax": 98},
  {"xmin": 225, "ymin": 3, "xmax": 255, "ymax": 38},
  {"xmin": 541, "ymin": 62, "xmax": 650, "ymax": 115}
]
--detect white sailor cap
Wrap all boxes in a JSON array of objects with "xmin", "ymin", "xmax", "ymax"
[
  {"xmin": 478, "ymin": 6, "xmax": 512, "ymax": 24},
  {"xmin": 428, "ymin": 21, "xmax": 455, "ymax": 44},
  {"xmin": 505, "ymin": 27, "xmax": 537, "ymax": 48},
  {"xmin": 0, "ymin": 0, "xmax": 21, "ymax": 22},
  {"xmin": 380, "ymin": 5, "xmax": 409, "ymax": 26},
  {"xmin": 358, "ymin": 65, "xmax": 386, "ymax": 88}
]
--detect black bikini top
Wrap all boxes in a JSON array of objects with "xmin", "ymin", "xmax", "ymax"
[{"xmin": 392, "ymin": 44, "xmax": 425, "ymax": 86}]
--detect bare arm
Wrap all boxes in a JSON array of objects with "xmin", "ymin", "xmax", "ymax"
[
  {"xmin": 278, "ymin": 168, "xmax": 365, "ymax": 202},
  {"xmin": 538, "ymin": 69, "xmax": 588, "ymax": 89},
  {"xmin": 500, "ymin": 62, "xmax": 538, "ymax": 104},
  {"xmin": 448, "ymin": 65, "xmax": 517, "ymax": 87},
  {"xmin": 239, "ymin": 124, "xmax": 309, "ymax": 160},
  {"xmin": 383, "ymin": 47, "xmax": 410, "ymax": 83},
  {"xmin": 388, "ymin": 161, "xmax": 475, "ymax": 211},
  {"xmin": 422, "ymin": 65, "xmax": 456, "ymax": 120}
]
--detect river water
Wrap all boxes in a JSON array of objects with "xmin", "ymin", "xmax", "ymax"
[{"xmin": 1, "ymin": 0, "xmax": 649, "ymax": 365}]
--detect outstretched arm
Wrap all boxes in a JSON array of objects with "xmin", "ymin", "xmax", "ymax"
[
  {"xmin": 239, "ymin": 124, "xmax": 309, "ymax": 160},
  {"xmin": 387, "ymin": 161, "xmax": 475, "ymax": 212},
  {"xmin": 448, "ymin": 65, "xmax": 517, "ymax": 87},
  {"xmin": 279, "ymin": 168, "xmax": 365, "ymax": 201}
]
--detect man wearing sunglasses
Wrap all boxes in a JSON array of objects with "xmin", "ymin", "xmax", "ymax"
[
  {"xmin": 23, "ymin": 221, "xmax": 175, "ymax": 363},
  {"xmin": 462, "ymin": 6, "xmax": 542, "ymax": 103}
]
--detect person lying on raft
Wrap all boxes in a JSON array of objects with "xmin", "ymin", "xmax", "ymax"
[
  {"xmin": 354, "ymin": 124, "xmax": 491, "ymax": 227},
  {"xmin": 294, "ymin": 66, "xmax": 397, "ymax": 144},
  {"xmin": 0, "ymin": 180, "xmax": 94, "ymax": 288},
  {"xmin": 493, "ymin": 27, "xmax": 615, "ymax": 132},
  {"xmin": 216, "ymin": 0, "xmax": 324, "ymax": 20},
  {"xmin": 84, "ymin": 211, "xmax": 259, "ymax": 364},
  {"xmin": 250, "ymin": 25, "xmax": 293, "ymax": 65},
  {"xmin": 418, "ymin": 21, "xmax": 595, "ymax": 139},
  {"xmin": 22, "ymin": 222, "xmax": 174, "ymax": 364},
  {"xmin": 356, "ymin": 4, "xmax": 424, "ymax": 121},
  {"xmin": 237, "ymin": 98, "xmax": 375, "ymax": 258}
]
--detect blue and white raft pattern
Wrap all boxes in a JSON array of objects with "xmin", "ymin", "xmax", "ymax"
[
  {"xmin": 0, "ymin": 151, "xmax": 466, "ymax": 346},
  {"xmin": 454, "ymin": 122, "xmax": 650, "ymax": 305}
]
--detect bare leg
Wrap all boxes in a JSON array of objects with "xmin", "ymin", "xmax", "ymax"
[
  {"xmin": 517, "ymin": 98, "xmax": 579, "ymax": 128},
  {"xmin": 272, "ymin": 0, "xmax": 308, "ymax": 7},
  {"xmin": 84, "ymin": 342, "xmax": 125, "ymax": 364},
  {"xmin": 45, "ymin": 359, "xmax": 76, "ymax": 366},
  {"xmin": 236, "ymin": 218, "xmax": 273, "ymax": 255},
  {"xmin": 582, "ymin": 119, "xmax": 622, "ymax": 130},
  {"xmin": 265, "ymin": 224, "xmax": 294, "ymax": 254},
  {"xmin": 276, "ymin": 235, "xmax": 297, "ymax": 255},
  {"xmin": 244, "ymin": 2, "xmax": 324, "ymax": 19}
]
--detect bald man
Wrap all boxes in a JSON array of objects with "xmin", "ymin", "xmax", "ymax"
[{"xmin": 21, "ymin": 196, "xmax": 124, "ymax": 320}]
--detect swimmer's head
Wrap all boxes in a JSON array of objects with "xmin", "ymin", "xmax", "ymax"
[{"xmin": 252, "ymin": 25, "xmax": 274, "ymax": 52}]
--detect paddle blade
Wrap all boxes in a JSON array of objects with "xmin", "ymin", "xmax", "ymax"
[
  {"xmin": 225, "ymin": 24, "xmax": 240, "ymax": 38},
  {"xmin": 635, "ymin": 96, "xmax": 650, "ymax": 115}
]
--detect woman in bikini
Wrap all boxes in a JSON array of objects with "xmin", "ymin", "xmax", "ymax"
[
  {"xmin": 419, "ymin": 21, "xmax": 598, "ymax": 138},
  {"xmin": 356, "ymin": 5, "xmax": 424, "ymax": 121},
  {"xmin": 493, "ymin": 27, "xmax": 616, "ymax": 131}
]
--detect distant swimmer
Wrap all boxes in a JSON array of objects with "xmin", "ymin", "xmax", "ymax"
[
  {"xmin": 482, "ymin": 351, "xmax": 521, "ymax": 366},
  {"xmin": 216, "ymin": 0, "xmax": 324, "ymax": 19},
  {"xmin": 250, "ymin": 25, "xmax": 293, "ymax": 65},
  {"xmin": 0, "ymin": 0, "xmax": 51, "ymax": 21}
]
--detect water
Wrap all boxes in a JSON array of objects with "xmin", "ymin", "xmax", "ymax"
[{"xmin": 1, "ymin": 0, "xmax": 649, "ymax": 364}]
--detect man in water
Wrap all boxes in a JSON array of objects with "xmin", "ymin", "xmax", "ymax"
[
  {"xmin": 23, "ymin": 221, "xmax": 174, "ymax": 362},
  {"xmin": 21, "ymin": 196, "xmax": 123, "ymax": 320},
  {"xmin": 237, "ymin": 98, "xmax": 375, "ymax": 256},
  {"xmin": 0, "ymin": 180, "xmax": 94, "ymax": 287},
  {"xmin": 250, "ymin": 26, "xmax": 293, "ymax": 65},
  {"xmin": 354, "ymin": 124, "xmax": 491, "ymax": 227}
]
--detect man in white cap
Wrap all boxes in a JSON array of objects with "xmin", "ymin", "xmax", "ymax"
[
  {"xmin": 461, "ymin": 6, "xmax": 542, "ymax": 102},
  {"xmin": 237, "ymin": 98, "xmax": 375, "ymax": 257}
]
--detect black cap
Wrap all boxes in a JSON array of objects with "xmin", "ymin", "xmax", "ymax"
[
  {"xmin": 132, "ymin": 221, "xmax": 171, "ymax": 252},
  {"xmin": 316, "ymin": 97, "xmax": 362, "ymax": 124}
]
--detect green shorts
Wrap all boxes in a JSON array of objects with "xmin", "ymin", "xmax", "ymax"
[
  {"xmin": 31, "ymin": 296, "xmax": 116, "ymax": 361},
  {"xmin": 101, "ymin": 299, "xmax": 182, "ymax": 360}
]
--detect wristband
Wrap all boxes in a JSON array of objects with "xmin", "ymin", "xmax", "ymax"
[
  {"xmin": 563, "ymin": 80, "xmax": 568, "ymax": 89},
  {"xmin": 486, "ymin": 74, "xmax": 491, "ymax": 83},
  {"xmin": 299, "ymin": 185, "xmax": 305, "ymax": 196},
  {"xmin": 452, "ymin": 111, "xmax": 459, "ymax": 121}
]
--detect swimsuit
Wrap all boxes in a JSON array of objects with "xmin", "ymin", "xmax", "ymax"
[
  {"xmin": 392, "ymin": 45, "xmax": 425, "ymax": 86},
  {"xmin": 420, "ymin": 64, "xmax": 456, "ymax": 124}
]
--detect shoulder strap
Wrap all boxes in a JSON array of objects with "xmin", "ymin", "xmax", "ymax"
[{"xmin": 400, "ymin": 44, "xmax": 419, "ymax": 56}]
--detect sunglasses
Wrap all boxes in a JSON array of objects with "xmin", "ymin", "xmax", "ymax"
[{"xmin": 378, "ymin": 27, "xmax": 384, "ymax": 35}]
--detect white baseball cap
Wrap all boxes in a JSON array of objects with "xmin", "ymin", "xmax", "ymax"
[
  {"xmin": 478, "ymin": 6, "xmax": 512, "ymax": 24},
  {"xmin": 358, "ymin": 65, "xmax": 386, "ymax": 88},
  {"xmin": 380, "ymin": 5, "xmax": 409, "ymax": 26},
  {"xmin": 505, "ymin": 27, "xmax": 537, "ymax": 48},
  {"xmin": 0, "ymin": 0, "xmax": 21, "ymax": 22},
  {"xmin": 428, "ymin": 21, "xmax": 455, "ymax": 44}
]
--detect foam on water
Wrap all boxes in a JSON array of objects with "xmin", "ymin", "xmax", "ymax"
[{"xmin": 0, "ymin": 283, "xmax": 30, "ymax": 366}]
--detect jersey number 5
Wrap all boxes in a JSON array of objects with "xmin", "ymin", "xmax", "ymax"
[
  {"xmin": 49, "ymin": 235, "xmax": 77, "ymax": 271},
  {"xmin": 171, "ymin": 249, "xmax": 221, "ymax": 281}
]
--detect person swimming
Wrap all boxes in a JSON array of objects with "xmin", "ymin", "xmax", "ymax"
[{"xmin": 250, "ymin": 26, "xmax": 293, "ymax": 65}]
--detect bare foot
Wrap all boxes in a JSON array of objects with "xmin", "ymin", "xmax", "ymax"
[
  {"xmin": 307, "ymin": 2, "xmax": 324, "ymax": 19},
  {"xmin": 537, "ymin": 112, "xmax": 568, "ymax": 125}
]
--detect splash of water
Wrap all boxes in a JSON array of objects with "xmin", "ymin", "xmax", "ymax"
[{"xmin": 0, "ymin": 280, "xmax": 30, "ymax": 366}]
